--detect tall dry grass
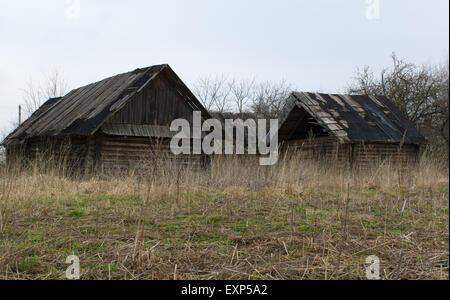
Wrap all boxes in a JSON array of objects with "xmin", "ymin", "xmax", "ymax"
[
  {"xmin": 2, "ymin": 152, "xmax": 447, "ymax": 202},
  {"xmin": 0, "ymin": 150, "xmax": 448, "ymax": 280}
]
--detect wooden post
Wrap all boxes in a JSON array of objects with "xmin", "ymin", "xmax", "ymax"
[
  {"xmin": 349, "ymin": 143, "xmax": 355, "ymax": 172},
  {"xmin": 18, "ymin": 105, "xmax": 22, "ymax": 126}
]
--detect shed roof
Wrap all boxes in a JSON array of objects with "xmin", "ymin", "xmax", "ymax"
[
  {"xmin": 3, "ymin": 64, "xmax": 210, "ymax": 146},
  {"xmin": 277, "ymin": 92, "xmax": 426, "ymax": 144}
]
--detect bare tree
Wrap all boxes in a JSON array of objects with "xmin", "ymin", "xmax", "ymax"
[
  {"xmin": 22, "ymin": 70, "xmax": 70, "ymax": 116},
  {"xmin": 194, "ymin": 75, "xmax": 294, "ymax": 120},
  {"xmin": 213, "ymin": 77, "xmax": 232, "ymax": 114},
  {"xmin": 0, "ymin": 128, "xmax": 10, "ymax": 163},
  {"xmin": 348, "ymin": 53, "xmax": 449, "ymax": 153},
  {"xmin": 1, "ymin": 71, "xmax": 69, "ymax": 161},
  {"xmin": 251, "ymin": 79, "xmax": 292, "ymax": 119},
  {"xmin": 193, "ymin": 74, "xmax": 231, "ymax": 113},
  {"xmin": 228, "ymin": 77, "xmax": 255, "ymax": 115}
]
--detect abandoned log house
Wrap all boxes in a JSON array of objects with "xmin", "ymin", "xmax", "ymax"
[
  {"xmin": 2, "ymin": 64, "xmax": 211, "ymax": 172},
  {"xmin": 277, "ymin": 92, "xmax": 426, "ymax": 168}
]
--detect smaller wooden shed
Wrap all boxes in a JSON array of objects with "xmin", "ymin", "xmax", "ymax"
[{"xmin": 277, "ymin": 92, "xmax": 426, "ymax": 168}]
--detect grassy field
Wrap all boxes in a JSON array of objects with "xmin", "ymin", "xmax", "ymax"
[{"xmin": 0, "ymin": 155, "xmax": 448, "ymax": 280}]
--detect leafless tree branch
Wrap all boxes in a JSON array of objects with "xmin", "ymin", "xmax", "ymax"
[{"xmin": 21, "ymin": 70, "xmax": 70, "ymax": 116}]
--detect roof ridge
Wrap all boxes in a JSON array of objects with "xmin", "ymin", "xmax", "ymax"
[{"xmin": 62, "ymin": 64, "xmax": 167, "ymax": 98}]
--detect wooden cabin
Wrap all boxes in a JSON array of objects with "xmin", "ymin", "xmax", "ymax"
[
  {"xmin": 277, "ymin": 92, "xmax": 426, "ymax": 169},
  {"xmin": 2, "ymin": 64, "xmax": 211, "ymax": 173}
]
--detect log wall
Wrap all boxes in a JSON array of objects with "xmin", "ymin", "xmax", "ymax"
[
  {"xmin": 284, "ymin": 137, "xmax": 419, "ymax": 169},
  {"xmin": 7, "ymin": 134, "xmax": 209, "ymax": 174},
  {"xmin": 96, "ymin": 134, "xmax": 208, "ymax": 173},
  {"xmin": 7, "ymin": 136, "xmax": 89, "ymax": 172},
  {"xmin": 352, "ymin": 143, "xmax": 419, "ymax": 168},
  {"xmin": 284, "ymin": 137, "xmax": 352, "ymax": 163}
]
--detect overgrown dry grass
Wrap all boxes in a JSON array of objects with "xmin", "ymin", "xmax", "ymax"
[{"xmin": 0, "ymin": 153, "xmax": 448, "ymax": 280}]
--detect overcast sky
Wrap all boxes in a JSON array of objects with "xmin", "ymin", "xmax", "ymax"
[{"xmin": 0, "ymin": 0, "xmax": 448, "ymax": 132}]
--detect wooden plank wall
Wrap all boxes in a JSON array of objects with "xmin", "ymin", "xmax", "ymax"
[{"xmin": 108, "ymin": 74, "xmax": 195, "ymax": 126}]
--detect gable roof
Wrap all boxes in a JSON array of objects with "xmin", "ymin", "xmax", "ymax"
[
  {"xmin": 3, "ymin": 64, "xmax": 210, "ymax": 146},
  {"xmin": 277, "ymin": 92, "xmax": 426, "ymax": 144}
]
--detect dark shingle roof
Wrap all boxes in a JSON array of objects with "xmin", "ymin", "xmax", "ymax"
[
  {"xmin": 278, "ymin": 92, "xmax": 426, "ymax": 144},
  {"xmin": 3, "ymin": 64, "xmax": 209, "ymax": 146}
]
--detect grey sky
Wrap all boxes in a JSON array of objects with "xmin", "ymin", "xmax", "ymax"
[{"xmin": 0, "ymin": 0, "xmax": 448, "ymax": 132}]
